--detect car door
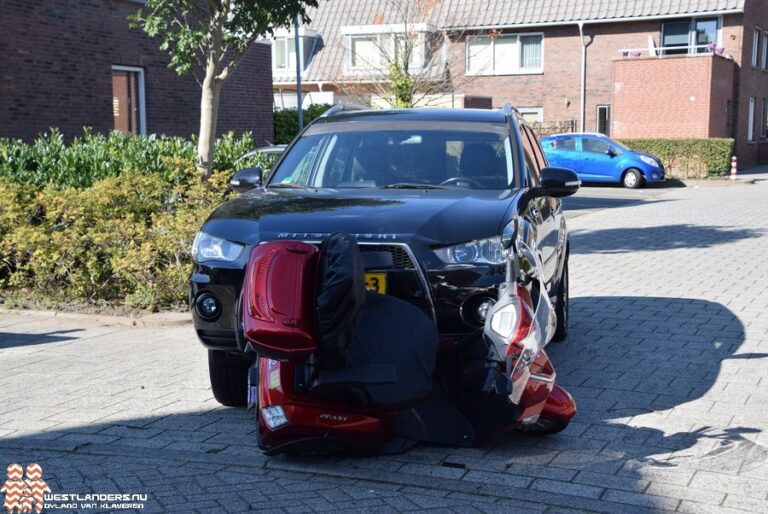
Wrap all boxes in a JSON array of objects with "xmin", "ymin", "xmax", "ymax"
[
  {"xmin": 580, "ymin": 136, "xmax": 618, "ymax": 181},
  {"xmin": 521, "ymin": 126, "xmax": 559, "ymax": 290},
  {"xmin": 544, "ymin": 136, "xmax": 579, "ymax": 173}
]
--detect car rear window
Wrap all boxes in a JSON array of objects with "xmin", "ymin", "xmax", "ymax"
[{"xmin": 269, "ymin": 122, "xmax": 516, "ymax": 190}]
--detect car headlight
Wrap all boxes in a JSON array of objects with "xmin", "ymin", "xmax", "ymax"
[
  {"xmin": 434, "ymin": 237, "xmax": 504, "ymax": 265},
  {"xmin": 192, "ymin": 232, "xmax": 245, "ymax": 262},
  {"xmin": 639, "ymin": 156, "xmax": 658, "ymax": 168}
]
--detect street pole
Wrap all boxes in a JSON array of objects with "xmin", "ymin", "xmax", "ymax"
[{"xmin": 294, "ymin": 15, "xmax": 303, "ymax": 131}]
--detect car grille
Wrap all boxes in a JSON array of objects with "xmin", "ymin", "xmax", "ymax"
[
  {"xmin": 359, "ymin": 244, "xmax": 415, "ymax": 269},
  {"xmin": 359, "ymin": 244, "xmax": 434, "ymax": 321}
]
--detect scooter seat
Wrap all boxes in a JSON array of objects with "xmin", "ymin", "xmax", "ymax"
[{"xmin": 313, "ymin": 233, "xmax": 438, "ymax": 409}]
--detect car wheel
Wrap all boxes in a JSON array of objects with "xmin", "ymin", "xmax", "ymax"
[
  {"xmin": 622, "ymin": 168, "xmax": 643, "ymax": 189},
  {"xmin": 208, "ymin": 350, "xmax": 253, "ymax": 407},
  {"xmin": 552, "ymin": 259, "xmax": 569, "ymax": 342}
]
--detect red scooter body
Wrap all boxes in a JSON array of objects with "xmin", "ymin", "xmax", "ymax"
[{"xmin": 245, "ymin": 238, "xmax": 576, "ymax": 454}]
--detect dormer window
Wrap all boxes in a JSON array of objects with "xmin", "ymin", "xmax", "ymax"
[
  {"xmin": 342, "ymin": 23, "xmax": 435, "ymax": 72},
  {"xmin": 272, "ymin": 28, "xmax": 318, "ymax": 71}
]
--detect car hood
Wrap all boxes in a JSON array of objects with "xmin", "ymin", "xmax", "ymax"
[{"xmin": 202, "ymin": 187, "xmax": 519, "ymax": 246}]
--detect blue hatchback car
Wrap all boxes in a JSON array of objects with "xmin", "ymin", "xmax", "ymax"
[{"xmin": 541, "ymin": 133, "xmax": 665, "ymax": 189}]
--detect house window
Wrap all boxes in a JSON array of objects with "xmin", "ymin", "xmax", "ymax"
[
  {"xmin": 351, "ymin": 35, "xmax": 381, "ymax": 68},
  {"xmin": 748, "ymin": 97, "xmax": 756, "ymax": 142},
  {"xmin": 349, "ymin": 33, "xmax": 427, "ymax": 70},
  {"xmin": 596, "ymin": 105, "xmax": 611, "ymax": 136},
  {"xmin": 661, "ymin": 17, "xmax": 721, "ymax": 55},
  {"xmin": 662, "ymin": 20, "xmax": 692, "ymax": 55},
  {"xmin": 273, "ymin": 35, "xmax": 315, "ymax": 71},
  {"xmin": 466, "ymin": 33, "xmax": 543, "ymax": 75},
  {"xmin": 763, "ymin": 31, "xmax": 768, "ymax": 69},
  {"xmin": 111, "ymin": 66, "xmax": 145, "ymax": 135},
  {"xmin": 762, "ymin": 98, "xmax": 768, "ymax": 140},
  {"xmin": 753, "ymin": 29, "xmax": 761, "ymax": 67},
  {"xmin": 518, "ymin": 107, "xmax": 543, "ymax": 124},
  {"xmin": 273, "ymin": 38, "xmax": 297, "ymax": 70},
  {"xmin": 693, "ymin": 18, "xmax": 719, "ymax": 52}
]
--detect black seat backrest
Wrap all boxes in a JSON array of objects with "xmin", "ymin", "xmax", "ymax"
[
  {"xmin": 459, "ymin": 143, "xmax": 507, "ymax": 187},
  {"xmin": 315, "ymin": 233, "xmax": 367, "ymax": 368}
]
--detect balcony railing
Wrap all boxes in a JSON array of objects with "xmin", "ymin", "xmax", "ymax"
[{"xmin": 617, "ymin": 44, "xmax": 728, "ymax": 59}]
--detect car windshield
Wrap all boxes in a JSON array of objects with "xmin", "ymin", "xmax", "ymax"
[
  {"xmin": 611, "ymin": 139, "xmax": 629, "ymax": 151},
  {"xmin": 269, "ymin": 123, "xmax": 515, "ymax": 190}
]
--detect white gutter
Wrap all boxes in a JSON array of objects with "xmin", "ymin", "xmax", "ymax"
[
  {"xmin": 442, "ymin": 9, "xmax": 744, "ymax": 32},
  {"xmin": 578, "ymin": 22, "xmax": 586, "ymax": 133}
]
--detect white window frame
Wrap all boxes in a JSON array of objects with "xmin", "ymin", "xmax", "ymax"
[
  {"xmin": 111, "ymin": 65, "xmax": 146, "ymax": 136},
  {"xmin": 518, "ymin": 107, "xmax": 543, "ymax": 123},
  {"xmin": 465, "ymin": 32, "xmax": 544, "ymax": 76},
  {"xmin": 748, "ymin": 97, "xmax": 756, "ymax": 142},
  {"xmin": 762, "ymin": 98, "xmax": 768, "ymax": 140},
  {"xmin": 347, "ymin": 33, "xmax": 427, "ymax": 72},
  {"xmin": 763, "ymin": 30, "xmax": 768, "ymax": 69},
  {"xmin": 660, "ymin": 16, "xmax": 722, "ymax": 55},
  {"xmin": 753, "ymin": 29, "xmax": 761, "ymax": 67}
]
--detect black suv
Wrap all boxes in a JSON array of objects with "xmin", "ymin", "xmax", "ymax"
[{"xmin": 190, "ymin": 106, "xmax": 579, "ymax": 406}]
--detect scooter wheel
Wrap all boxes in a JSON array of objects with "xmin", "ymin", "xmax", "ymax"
[{"xmin": 516, "ymin": 417, "xmax": 569, "ymax": 436}]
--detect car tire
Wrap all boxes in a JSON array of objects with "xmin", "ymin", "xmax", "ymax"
[
  {"xmin": 208, "ymin": 350, "xmax": 253, "ymax": 407},
  {"xmin": 622, "ymin": 168, "xmax": 643, "ymax": 189},
  {"xmin": 552, "ymin": 259, "xmax": 569, "ymax": 342}
]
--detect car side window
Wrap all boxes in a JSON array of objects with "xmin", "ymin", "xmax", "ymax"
[
  {"xmin": 582, "ymin": 137, "xmax": 612, "ymax": 155},
  {"xmin": 526, "ymin": 127, "xmax": 549, "ymax": 170},
  {"xmin": 558, "ymin": 137, "xmax": 577, "ymax": 151},
  {"xmin": 520, "ymin": 127, "xmax": 540, "ymax": 184}
]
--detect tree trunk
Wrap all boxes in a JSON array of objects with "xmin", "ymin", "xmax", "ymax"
[{"xmin": 197, "ymin": 64, "xmax": 221, "ymax": 180}]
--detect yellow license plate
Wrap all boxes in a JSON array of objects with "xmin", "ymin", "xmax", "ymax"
[{"xmin": 365, "ymin": 273, "xmax": 387, "ymax": 294}]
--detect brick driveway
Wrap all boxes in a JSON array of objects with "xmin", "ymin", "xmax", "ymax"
[{"xmin": 2, "ymin": 181, "xmax": 767, "ymax": 513}]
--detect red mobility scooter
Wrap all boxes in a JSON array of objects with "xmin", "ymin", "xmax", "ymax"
[{"xmin": 242, "ymin": 232, "xmax": 575, "ymax": 455}]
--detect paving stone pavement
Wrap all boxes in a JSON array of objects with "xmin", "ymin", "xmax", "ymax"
[{"xmin": 2, "ymin": 181, "xmax": 768, "ymax": 513}]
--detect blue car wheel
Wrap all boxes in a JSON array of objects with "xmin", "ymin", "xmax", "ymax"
[{"xmin": 622, "ymin": 168, "xmax": 643, "ymax": 189}]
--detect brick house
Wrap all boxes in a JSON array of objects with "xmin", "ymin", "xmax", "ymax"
[
  {"xmin": 273, "ymin": 0, "xmax": 768, "ymax": 166},
  {"xmin": 0, "ymin": 0, "xmax": 274, "ymax": 145}
]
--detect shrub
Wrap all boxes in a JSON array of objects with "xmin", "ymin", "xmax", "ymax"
[
  {"xmin": 273, "ymin": 104, "xmax": 332, "ymax": 144},
  {"xmin": 0, "ymin": 129, "xmax": 258, "ymax": 188},
  {"xmin": 617, "ymin": 138, "xmax": 734, "ymax": 179},
  {"xmin": 0, "ymin": 129, "xmax": 260, "ymax": 311},
  {"xmin": 0, "ymin": 166, "xmax": 234, "ymax": 311}
]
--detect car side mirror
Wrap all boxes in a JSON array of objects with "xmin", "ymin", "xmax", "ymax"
[
  {"xmin": 606, "ymin": 148, "xmax": 617, "ymax": 158},
  {"xmin": 534, "ymin": 167, "xmax": 581, "ymax": 198},
  {"xmin": 230, "ymin": 167, "xmax": 263, "ymax": 193}
]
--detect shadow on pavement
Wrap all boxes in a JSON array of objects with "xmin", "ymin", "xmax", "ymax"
[
  {"xmin": 539, "ymin": 296, "xmax": 766, "ymax": 489},
  {"xmin": 0, "ymin": 329, "xmax": 82, "ymax": 349},
  {"xmin": 563, "ymin": 196, "xmax": 673, "ymax": 214},
  {"xmin": 0, "ymin": 297, "xmax": 765, "ymax": 512},
  {"xmin": 571, "ymin": 224, "xmax": 763, "ymax": 254}
]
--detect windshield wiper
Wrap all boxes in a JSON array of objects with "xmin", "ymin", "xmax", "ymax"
[
  {"xmin": 381, "ymin": 183, "xmax": 447, "ymax": 190},
  {"xmin": 268, "ymin": 183, "xmax": 313, "ymax": 189}
]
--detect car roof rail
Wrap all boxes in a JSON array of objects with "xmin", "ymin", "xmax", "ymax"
[
  {"xmin": 500, "ymin": 102, "xmax": 519, "ymax": 117},
  {"xmin": 320, "ymin": 101, "xmax": 370, "ymax": 118}
]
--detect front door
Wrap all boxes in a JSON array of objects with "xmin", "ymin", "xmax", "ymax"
[{"xmin": 112, "ymin": 68, "xmax": 142, "ymax": 134}]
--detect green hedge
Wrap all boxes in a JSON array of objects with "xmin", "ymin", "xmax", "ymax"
[
  {"xmin": 0, "ymin": 130, "xmax": 274, "ymax": 311},
  {"xmin": 0, "ymin": 129, "xmax": 270, "ymax": 189},
  {"xmin": 273, "ymin": 104, "xmax": 332, "ymax": 144},
  {"xmin": 617, "ymin": 138, "xmax": 734, "ymax": 179}
]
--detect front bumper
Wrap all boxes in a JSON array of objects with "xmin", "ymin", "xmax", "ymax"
[{"xmin": 190, "ymin": 243, "xmax": 505, "ymax": 351}]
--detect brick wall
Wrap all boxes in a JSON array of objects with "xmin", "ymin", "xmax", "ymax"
[
  {"xmin": 0, "ymin": 0, "xmax": 272, "ymax": 144},
  {"xmin": 734, "ymin": 0, "xmax": 768, "ymax": 166},
  {"xmin": 446, "ymin": 12, "xmax": 768, "ymax": 165},
  {"xmin": 612, "ymin": 54, "xmax": 735, "ymax": 139}
]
